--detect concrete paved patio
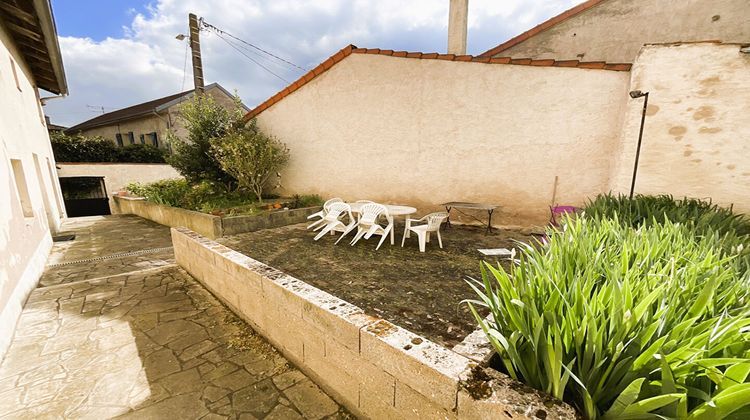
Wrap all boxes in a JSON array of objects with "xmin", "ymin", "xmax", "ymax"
[{"xmin": 0, "ymin": 216, "xmax": 349, "ymax": 419}]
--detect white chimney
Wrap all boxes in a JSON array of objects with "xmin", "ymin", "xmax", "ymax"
[{"xmin": 448, "ymin": 0, "xmax": 468, "ymax": 55}]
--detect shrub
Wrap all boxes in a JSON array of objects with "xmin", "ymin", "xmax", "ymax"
[
  {"xmin": 126, "ymin": 179, "xmax": 258, "ymax": 214},
  {"xmin": 211, "ymin": 119, "xmax": 289, "ymax": 202},
  {"xmin": 51, "ymin": 132, "xmax": 118, "ymax": 162},
  {"xmin": 584, "ymin": 194, "xmax": 750, "ymax": 237},
  {"xmin": 467, "ymin": 216, "xmax": 750, "ymax": 419},
  {"xmin": 117, "ymin": 143, "xmax": 166, "ymax": 163},
  {"xmin": 126, "ymin": 179, "xmax": 190, "ymax": 207},
  {"xmin": 584, "ymin": 193, "xmax": 750, "ymax": 271},
  {"xmin": 166, "ymin": 94, "xmax": 244, "ymax": 189},
  {"xmin": 290, "ymin": 194, "xmax": 323, "ymax": 209}
]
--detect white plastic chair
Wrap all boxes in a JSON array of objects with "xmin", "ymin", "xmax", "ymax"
[
  {"xmin": 313, "ymin": 202, "xmax": 357, "ymax": 242},
  {"xmin": 349, "ymin": 203, "xmax": 393, "ymax": 250},
  {"xmin": 307, "ymin": 197, "xmax": 343, "ymax": 230},
  {"xmin": 401, "ymin": 212, "xmax": 448, "ymax": 252}
]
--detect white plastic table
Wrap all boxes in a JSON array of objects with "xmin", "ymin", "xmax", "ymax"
[{"xmin": 347, "ymin": 202, "xmax": 417, "ymax": 245}]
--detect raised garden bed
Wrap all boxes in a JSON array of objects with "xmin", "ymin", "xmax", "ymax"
[
  {"xmin": 113, "ymin": 195, "xmax": 320, "ymax": 238},
  {"xmin": 219, "ymin": 222, "xmax": 533, "ymax": 348},
  {"xmin": 171, "ymin": 227, "xmax": 576, "ymax": 419}
]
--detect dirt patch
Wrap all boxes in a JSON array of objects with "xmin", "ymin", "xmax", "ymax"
[{"xmin": 219, "ymin": 223, "xmax": 532, "ymax": 348}]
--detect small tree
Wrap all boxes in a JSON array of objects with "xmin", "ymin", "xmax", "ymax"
[
  {"xmin": 211, "ymin": 119, "xmax": 290, "ymax": 203},
  {"xmin": 167, "ymin": 94, "xmax": 244, "ymax": 189}
]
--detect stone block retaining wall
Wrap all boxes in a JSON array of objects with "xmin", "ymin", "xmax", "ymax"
[
  {"xmin": 171, "ymin": 227, "xmax": 577, "ymax": 419},
  {"xmin": 114, "ymin": 195, "xmax": 319, "ymax": 239}
]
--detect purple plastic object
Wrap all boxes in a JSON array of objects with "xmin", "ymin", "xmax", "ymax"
[{"xmin": 550, "ymin": 205, "xmax": 578, "ymax": 226}]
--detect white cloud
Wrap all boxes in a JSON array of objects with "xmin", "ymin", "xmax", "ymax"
[{"xmin": 45, "ymin": 0, "xmax": 580, "ymax": 127}]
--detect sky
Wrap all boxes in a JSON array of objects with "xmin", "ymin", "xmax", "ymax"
[{"xmin": 44, "ymin": 0, "xmax": 581, "ymax": 127}]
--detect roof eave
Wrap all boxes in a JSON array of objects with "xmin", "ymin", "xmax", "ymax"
[{"xmin": 33, "ymin": 0, "xmax": 67, "ymax": 95}]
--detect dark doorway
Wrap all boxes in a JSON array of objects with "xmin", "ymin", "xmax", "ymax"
[{"xmin": 59, "ymin": 176, "xmax": 111, "ymax": 217}]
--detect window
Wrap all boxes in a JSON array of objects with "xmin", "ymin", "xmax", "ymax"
[
  {"xmin": 115, "ymin": 133, "xmax": 123, "ymax": 147},
  {"xmin": 128, "ymin": 132, "xmax": 135, "ymax": 144},
  {"xmin": 139, "ymin": 134, "xmax": 145, "ymax": 144},
  {"xmin": 150, "ymin": 132, "xmax": 158, "ymax": 147},
  {"xmin": 10, "ymin": 57, "xmax": 21, "ymax": 92},
  {"xmin": 10, "ymin": 159, "xmax": 33, "ymax": 217}
]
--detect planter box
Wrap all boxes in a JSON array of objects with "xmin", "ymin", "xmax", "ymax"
[
  {"xmin": 171, "ymin": 227, "xmax": 577, "ymax": 419},
  {"xmin": 113, "ymin": 195, "xmax": 320, "ymax": 239}
]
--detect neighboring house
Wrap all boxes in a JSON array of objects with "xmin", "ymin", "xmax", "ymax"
[
  {"xmin": 0, "ymin": 0, "xmax": 68, "ymax": 358},
  {"xmin": 45, "ymin": 115, "xmax": 66, "ymax": 134},
  {"xmin": 65, "ymin": 83, "xmax": 247, "ymax": 149},
  {"xmin": 479, "ymin": 0, "xmax": 749, "ymax": 63}
]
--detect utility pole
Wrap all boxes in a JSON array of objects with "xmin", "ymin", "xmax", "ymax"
[{"xmin": 188, "ymin": 13, "xmax": 204, "ymax": 94}]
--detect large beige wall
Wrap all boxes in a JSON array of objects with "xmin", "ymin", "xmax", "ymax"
[
  {"xmin": 496, "ymin": 0, "xmax": 749, "ymax": 63},
  {"xmin": 0, "ymin": 23, "xmax": 65, "ymax": 358},
  {"xmin": 56, "ymin": 163, "xmax": 181, "ymax": 211},
  {"xmin": 256, "ymin": 54, "xmax": 629, "ymax": 224},
  {"xmin": 609, "ymin": 43, "xmax": 750, "ymax": 211}
]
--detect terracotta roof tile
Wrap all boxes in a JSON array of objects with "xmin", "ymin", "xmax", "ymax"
[
  {"xmin": 489, "ymin": 57, "xmax": 511, "ymax": 64},
  {"xmin": 604, "ymin": 63, "xmax": 632, "ymax": 71},
  {"xmin": 479, "ymin": 0, "xmax": 609, "ymax": 57},
  {"xmin": 577, "ymin": 61, "xmax": 607, "ymax": 69},
  {"xmin": 553, "ymin": 60, "xmax": 579, "ymax": 67},
  {"xmin": 243, "ymin": 43, "xmax": 631, "ymax": 121}
]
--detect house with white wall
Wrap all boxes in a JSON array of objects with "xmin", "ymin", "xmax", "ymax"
[{"xmin": 0, "ymin": 0, "xmax": 68, "ymax": 358}]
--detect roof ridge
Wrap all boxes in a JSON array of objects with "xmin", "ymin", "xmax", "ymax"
[
  {"xmin": 243, "ymin": 44, "xmax": 630, "ymax": 121},
  {"xmin": 65, "ymin": 83, "xmax": 228, "ymax": 133},
  {"xmin": 478, "ymin": 0, "xmax": 609, "ymax": 58}
]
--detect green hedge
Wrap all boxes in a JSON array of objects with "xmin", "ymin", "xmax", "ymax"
[{"xmin": 51, "ymin": 132, "xmax": 166, "ymax": 163}]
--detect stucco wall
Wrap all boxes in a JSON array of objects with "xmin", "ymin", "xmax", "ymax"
[
  {"xmin": 56, "ymin": 162, "xmax": 181, "ymax": 210},
  {"xmin": 609, "ymin": 43, "xmax": 750, "ymax": 211},
  {"xmin": 0, "ymin": 22, "xmax": 65, "ymax": 359},
  {"xmin": 78, "ymin": 114, "xmax": 168, "ymax": 148},
  {"xmin": 256, "ymin": 54, "xmax": 629, "ymax": 224},
  {"xmin": 496, "ymin": 0, "xmax": 749, "ymax": 63}
]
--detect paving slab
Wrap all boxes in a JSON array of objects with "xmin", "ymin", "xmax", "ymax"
[{"xmin": 1, "ymin": 215, "xmax": 352, "ymax": 419}]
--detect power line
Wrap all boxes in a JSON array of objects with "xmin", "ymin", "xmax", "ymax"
[
  {"xmin": 201, "ymin": 19, "xmax": 307, "ymax": 72},
  {"xmin": 213, "ymin": 32, "xmax": 291, "ymax": 83}
]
